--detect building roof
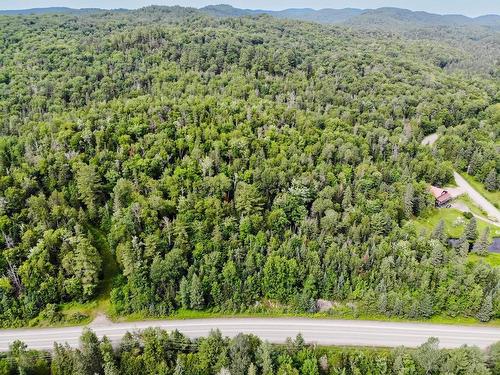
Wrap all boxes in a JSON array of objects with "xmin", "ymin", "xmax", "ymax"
[
  {"xmin": 429, "ymin": 186, "xmax": 446, "ymax": 199},
  {"xmin": 429, "ymin": 185, "xmax": 452, "ymax": 205},
  {"xmin": 436, "ymin": 192, "xmax": 452, "ymax": 204}
]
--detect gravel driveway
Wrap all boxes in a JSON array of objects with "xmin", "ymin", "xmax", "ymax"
[{"xmin": 454, "ymin": 172, "xmax": 500, "ymax": 223}]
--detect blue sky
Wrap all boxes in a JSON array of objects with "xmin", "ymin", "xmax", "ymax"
[{"xmin": 1, "ymin": 0, "xmax": 499, "ymax": 17}]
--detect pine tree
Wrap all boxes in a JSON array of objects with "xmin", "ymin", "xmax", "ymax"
[
  {"xmin": 413, "ymin": 337, "xmax": 442, "ymax": 375},
  {"xmin": 100, "ymin": 337, "xmax": 119, "ymax": 375},
  {"xmin": 75, "ymin": 163, "xmax": 102, "ymax": 216},
  {"xmin": 464, "ymin": 217, "xmax": 478, "ymax": 242},
  {"xmin": 473, "ymin": 228, "xmax": 490, "ymax": 256},
  {"xmin": 403, "ymin": 183, "xmax": 414, "ymax": 219},
  {"xmin": 257, "ymin": 341, "xmax": 273, "ymax": 375},
  {"xmin": 77, "ymin": 329, "xmax": 103, "ymax": 375},
  {"xmin": 179, "ymin": 276, "xmax": 190, "ymax": 309},
  {"xmin": 248, "ymin": 363, "xmax": 257, "ymax": 375},
  {"xmin": 476, "ymin": 294, "xmax": 493, "ymax": 322},
  {"xmin": 431, "ymin": 220, "xmax": 446, "ymax": 243},
  {"xmin": 190, "ymin": 273, "xmax": 204, "ymax": 310},
  {"xmin": 458, "ymin": 239, "xmax": 470, "ymax": 258},
  {"xmin": 485, "ymin": 169, "xmax": 498, "ymax": 192},
  {"xmin": 174, "ymin": 357, "xmax": 186, "ymax": 375},
  {"xmin": 342, "ymin": 186, "xmax": 352, "ymax": 210}
]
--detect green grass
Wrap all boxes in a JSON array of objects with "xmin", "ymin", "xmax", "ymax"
[
  {"xmin": 112, "ymin": 307, "xmax": 500, "ymax": 327},
  {"xmin": 460, "ymin": 172, "xmax": 500, "ymax": 208},
  {"xmin": 412, "ymin": 207, "xmax": 500, "ymax": 239},
  {"xmin": 457, "ymin": 195, "xmax": 488, "ymax": 218},
  {"xmin": 469, "ymin": 253, "xmax": 500, "ymax": 268},
  {"xmin": 88, "ymin": 226, "xmax": 119, "ymax": 304}
]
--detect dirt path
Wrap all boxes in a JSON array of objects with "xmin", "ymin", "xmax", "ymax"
[
  {"xmin": 450, "ymin": 200, "xmax": 499, "ymax": 227},
  {"xmin": 454, "ymin": 172, "xmax": 500, "ymax": 223}
]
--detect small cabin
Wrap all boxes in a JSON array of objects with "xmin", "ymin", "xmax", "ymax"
[{"xmin": 429, "ymin": 186, "xmax": 452, "ymax": 207}]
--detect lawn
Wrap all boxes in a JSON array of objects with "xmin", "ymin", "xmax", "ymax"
[
  {"xmin": 460, "ymin": 172, "xmax": 500, "ymax": 209},
  {"xmin": 457, "ymin": 195, "xmax": 488, "ymax": 218},
  {"xmin": 412, "ymin": 208, "xmax": 500, "ymax": 239},
  {"xmin": 468, "ymin": 253, "xmax": 500, "ymax": 268}
]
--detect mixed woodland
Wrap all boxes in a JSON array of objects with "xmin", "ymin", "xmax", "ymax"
[{"xmin": 0, "ymin": 6, "xmax": 499, "ymax": 327}]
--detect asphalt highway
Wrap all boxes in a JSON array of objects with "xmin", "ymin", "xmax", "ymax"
[{"xmin": 1, "ymin": 318, "xmax": 499, "ymax": 351}]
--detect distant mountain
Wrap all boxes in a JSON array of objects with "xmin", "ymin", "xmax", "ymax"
[
  {"xmin": 0, "ymin": 7, "xmax": 71, "ymax": 15},
  {"xmin": 0, "ymin": 7, "xmax": 125, "ymax": 15},
  {"xmin": 200, "ymin": 5, "xmax": 363, "ymax": 24},
  {"xmin": 474, "ymin": 14, "xmax": 500, "ymax": 27},
  {"xmin": 200, "ymin": 4, "xmax": 500, "ymax": 30},
  {"xmin": 1, "ymin": 4, "xmax": 499, "ymax": 30},
  {"xmin": 201, "ymin": 5, "xmax": 363, "ymax": 24},
  {"xmin": 272, "ymin": 8, "xmax": 364, "ymax": 24},
  {"xmin": 344, "ymin": 7, "xmax": 500, "ymax": 29},
  {"xmin": 201, "ymin": 4, "xmax": 258, "ymax": 17}
]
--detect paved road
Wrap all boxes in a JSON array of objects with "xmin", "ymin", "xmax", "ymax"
[
  {"xmin": 454, "ymin": 172, "xmax": 500, "ymax": 223},
  {"xmin": 1, "ymin": 318, "xmax": 500, "ymax": 351}
]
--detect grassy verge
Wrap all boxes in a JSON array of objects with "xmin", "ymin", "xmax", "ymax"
[
  {"xmin": 460, "ymin": 172, "xmax": 500, "ymax": 208},
  {"xmin": 456, "ymin": 195, "xmax": 488, "ymax": 218},
  {"xmin": 412, "ymin": 207, "xmax": 500, "ymax": 239},
  {"xmin": 112, "ymin": 307, "xmax": 500, "ymax": 327}
]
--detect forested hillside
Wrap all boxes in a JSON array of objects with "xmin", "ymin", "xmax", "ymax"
[
  {"xmin": 0, "ymin": 6, "xmax": 499, "ymax": 327},
  {"xmin": 1, "ymin": 329, "xmax": 499, "ymax": 375}
]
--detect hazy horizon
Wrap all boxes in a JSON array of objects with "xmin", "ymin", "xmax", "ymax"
[{"xmin": 1, "ymin": 1, "xmax": 500, "ymax": 18}]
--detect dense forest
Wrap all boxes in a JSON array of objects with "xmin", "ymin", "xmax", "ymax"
[
  {"xmin": 0, "ymin": 6, "xmax": 499, "ymax": 327},
  {"xmin": 2, "ymin": 328, "xmax": 500, "ymax": 375}
]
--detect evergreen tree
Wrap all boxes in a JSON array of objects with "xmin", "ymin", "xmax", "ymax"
[
  {"xmin": 189, "ymin": 274, "xmax": 204, "ymax": 310},
  {"xmin": 473, "ymin": 228, "xmax": 490, "ymax": 256},
  {"xmin": 458, "ymin": 232, "xmax": 470, "ymax": 257},
  {"xmin": 485, "ymin": 169, "xmax": 498, "ymax": 192},
  {"xmin": 248, "ymin": 363, "xmax": 257, "ymax": 375},
  {"xmin": 413, "ymin": 337, "xmax": 442, "ymax": 375},
  {"xmin": 403, "ymin": 183, "xmax": 414, "ymax": 219},
  {"xmin": 257, "ymin": 341, "xmax": 274, "ymax": 375},
  {"xmin": 179, "ymin": 276, "xmax": 190, "ymax": 309},
  {"xmin": 488, "ymin": 341, "xmax": 500, "ymax": 375},
  {"xmin": 77, "ymin": 329, "xmax": 104, "ymax": 375},
  {"xmin": 52, "ymin": 343, "xmax": 77, "ymax": 375},
  {"xmin": 477, "ymin": 294, "xmax": 493, "ymax": 322},
  {"xmin": 464, "ymin": 217, "xmax": 478, "ymax": 242},
  {"xmin": 301, "ymin": 359, "xmax": 319, "ymax": 375},
  {"xmin": 431, "ymin": 219, "xmax": 446, "ymax": 244},
  {"xmin": 100, "ymin": 337, "xmax": 119, "ymax": 375}
]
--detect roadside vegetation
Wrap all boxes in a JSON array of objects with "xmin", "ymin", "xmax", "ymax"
[
  {"xmin": 460, "ymin": 173, "xmax": 500, "ymax": 209},
  {"xmin": 1, "ymin": 329, "xmax": 500, "ymax": 375}
]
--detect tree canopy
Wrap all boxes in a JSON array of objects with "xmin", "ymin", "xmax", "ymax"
[{"xmin": 0, "ymin": 7, "xmax": 498, "ymax": 326}]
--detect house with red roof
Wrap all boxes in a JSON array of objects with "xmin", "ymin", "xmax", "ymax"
[{"xmin": 429, "ymin": 186, "xmax": 453, "ymax": 207}]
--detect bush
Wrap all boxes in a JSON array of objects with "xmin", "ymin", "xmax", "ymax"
[{"xmin": 463, "ymin": 212, "xmax": 473, "ymax": 219}]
